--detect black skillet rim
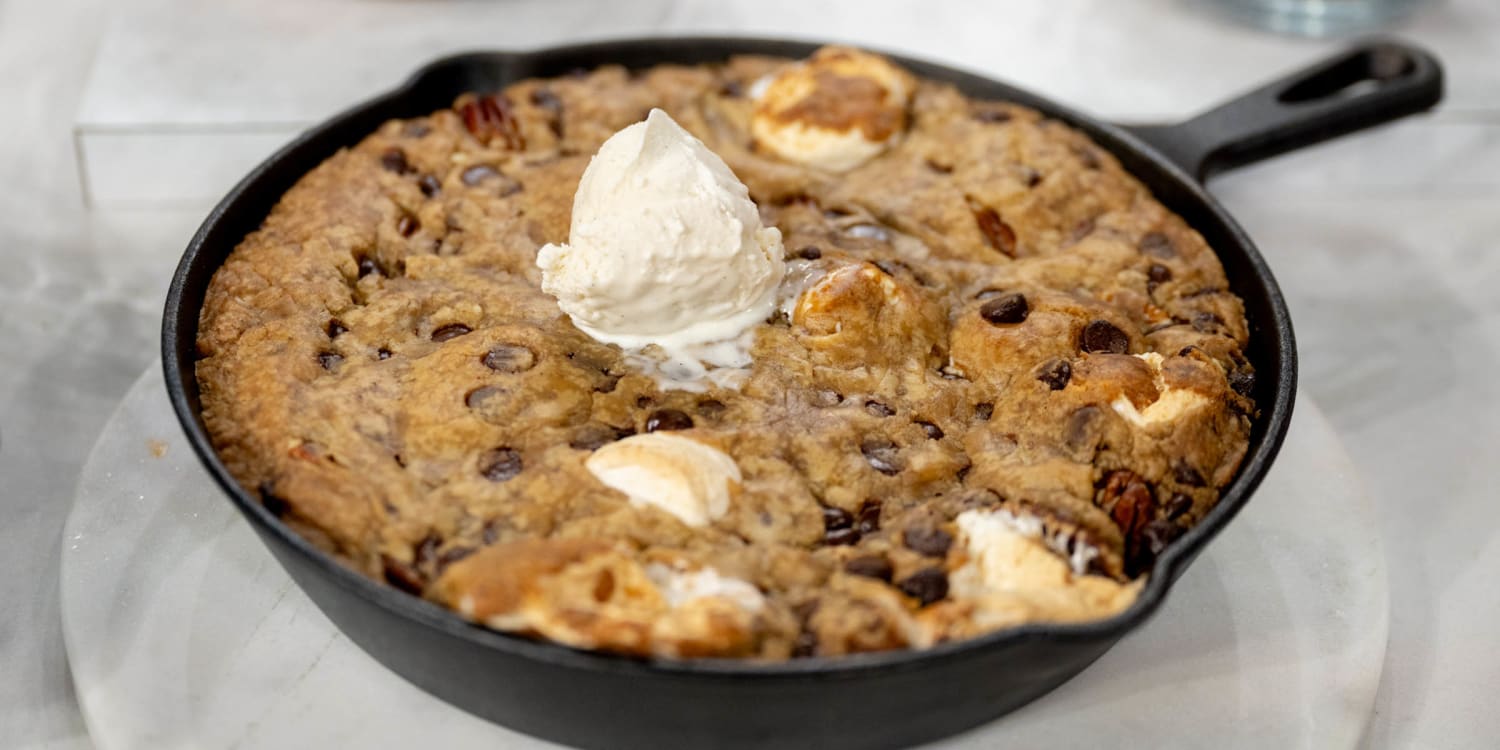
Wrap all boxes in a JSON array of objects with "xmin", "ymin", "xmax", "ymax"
[{"xmin": 162, "ymin": 35, "xmax": 1296, "ymax": 680}]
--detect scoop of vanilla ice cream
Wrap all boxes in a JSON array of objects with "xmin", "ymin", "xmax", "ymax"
[{"xmin": 536, "ymin": 108, "xmax": 785, "ymax": 349}]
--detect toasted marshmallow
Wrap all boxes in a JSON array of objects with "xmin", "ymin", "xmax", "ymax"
[
  {"xmin": 585, "ymin": 433, "xmax": 741, "ymax": 527},
  {"xmin": 646, "ymin": 563, "xmax": 765, "ymax": 612},
  {"xmin": 752, "ymin": 47, "xmax": 913, "ymax": 171},
  {"xmin": 1111, "ymin": 352, "xmax": 1211, "ymax": 427},
  {"xmin": 948, "ymin": 509, "xmax": 1138, "ymax": 626}
]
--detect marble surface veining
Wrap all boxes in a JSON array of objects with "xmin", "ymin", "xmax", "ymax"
[{"xmin": 1, "ymin": 0, "xmax": 1497, "ymax": 748}]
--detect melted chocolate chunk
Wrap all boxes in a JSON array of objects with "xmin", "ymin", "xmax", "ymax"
[
  {"xmin": 380, "ymin": 147, "xmax": 411, "ymax": 174},
  {"xmin": 569, "ymin": 423, "xmax": 629, "ymax": 451},
  {"xmin": 856, "ymin": 500, "xmax": 882, "ymax": 534},
  {"xmin": 916, "ymin": 420, "xmax": 944, "ymax": 440},
  {"xmin": 316, "ymin": 351, "xmax": 342, "ymax": 370},
  {"xmin": 1079, "ymin": 320, "xmax": 1129, "ymax": 354},
  {"xmin": 822, "ymin": 506, "xmax": 854, "ymax": 531},
  {"xmin": 645, "ymin": 409, "xmax": 693, "ymax": 432},
  {"xmin": 898, "ymin": 568, "xmax": 949, "ymax": 606},
  {"xmin": 382, "ymin": 554, "xmax": 424, "ymax": 595},
  {"xmin": 979, "ymin": 293, "xmax": 1029, "ymax": 325},
  {"xmin": 479, "ymin": 447, "xmax": 523, "ymax": 482},
  {"xmin": 903, "ymin": 526, "xmax": 954, "ymax": 557},
  {"xmin": 864, "ymin": 400, "xmax": 895, "ymax": 418},
  {"xmin": 482, "ymin": 344, "xmax": 537, "ymax": 373},
  {"xmin": 326, "ymin": 319, "xmax": 348, "ymax": 339},
  {"xmin": 974, "ymin": 402, "xmax": 994, "ymax": 421},
  {"xmin": 1165, "ymin": 493, "xmax": 1194, "ymax": 521},
  {"xmin": 860, "ymin": 439, "xmax": 903, "ymax": 475},
  {"xmin": 1139, "ymin": 232, "xmax": 1175, "ymax": 258},
  {"xmin": 844, "ymin": 555, "xmax": 894, "ymax": 582},
  {"xmin": 1036, "ymin": 358, "xmax": 1072, "ymax": 390},
  {"xmin": 431, "ymin": 323, "xmax": 472, "ymax": 342},
  {"xmin": 418, "ymin": 174, "xmax": 441, "ymax": 197},
  {"xmin": 824, "ymin": 527, "xmax": 861, "ymax": 546}
]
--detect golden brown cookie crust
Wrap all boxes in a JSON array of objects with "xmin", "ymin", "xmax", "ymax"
[{"xmin": 196, "ymin": 50, "xmax": 1254, "ymax": 660}]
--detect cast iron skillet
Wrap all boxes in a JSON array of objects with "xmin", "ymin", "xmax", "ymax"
[{"xmin": 162, "ymin": 37, "xmax": 1441, "ymax": 749}]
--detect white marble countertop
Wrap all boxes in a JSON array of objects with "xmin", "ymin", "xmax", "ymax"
[{"xmin": 2, "ymin": 0, "xmax": 1497, "ymax": 747}]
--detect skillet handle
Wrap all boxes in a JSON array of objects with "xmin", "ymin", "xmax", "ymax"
[{"xmin": 1125, "ymin": 38, "xmax": 1442, "ymax": 181}]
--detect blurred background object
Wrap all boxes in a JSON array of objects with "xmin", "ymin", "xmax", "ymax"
[{"xmin": 1201, "ymin": 0, "xmax": 1436, "ymax": 36}]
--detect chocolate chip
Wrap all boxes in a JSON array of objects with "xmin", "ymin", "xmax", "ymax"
[
  {"xmin": 357, "ymin": 257, "xmax": 380, "ymax": 278},
  {"xmin": 973, "ymin": 109, "xmax": 1013, "ymax": 123},
  {"xmin": 479, "ymin": 447, "xmax": 522, "ymax": 482},
  {"xmin": 1229, "ymin": 370, "xmax": 1256, "ymax": 397},
  {"xmin": 903, "ymin": 526, "xmax": 954, "ymax": 557},
  {"xmin": 1165, "ymin": 493, "xmax": 1194, "ymax": 521},
  {"xmin": 380, "ymin": 147, "xmax": 411, "ymax": 174},
  {"xmin": 397, "ymin": 214, "xmax": 419, "ymax": 237},
  {"xmin": 860, "ymin": 439, "xmax": 903, "ymax": 475},
  {"xmin": 326, "ymin": 319, "xmax": 348, "ymax": 338},
  {"xmin": 418, "ymin": 175, "xmax": 441, "ymax": 197},
  {"xmin": 1138, "ymin": 519, "xmax": 1185, "ymax": 571},
  {"xmin": 810, "ymin": 389, "xmax": 843, "ymax": 408},
  {"xmin": 797, "ymin": 245, "xmax": 822, "ymax": 260},
  {"xmin": 530, "ymin": 87, "xmax": 565, "ymax": 137},
  {"xmin": 465, "ymin": 386, "xmax": 500, "ymax": 409},
  {"xmin": 898, "ymin": 568, "xmax": 949, "ymax": 606},
  {"xmin": 916, "ymin": 420, "xmax": 944, "ymax": 440},
  {"xmin": 1148, "ymin": 264, "xmax": 1173, "ymax": 284},
  {"xmin": 437, "ymin": 546, "xmax": 475, "ymax": 571},
  {"xmin": 792, "ymin": 630, "xmax": 818, "ymax": 657},
  {"xmin": 844, "ymin": 555, "xmax": 893, "ymax": 582},
  {"xmin": 1192, "ymin": 312, "xmax": 1224, "ymax": 333},
  {"xmin": 415, "ymin": 534, "xmax": 441, "ymax": 571},
  {"xmin": 645, "ymin": 409, "xmax": 693, "ymax": 432},
  {"xmin": 696, "ymin": 399, "xmax": 726, "ymax": 419},
  {"xmin": 1065, "ymin": 405, "xmax": 1104, "ymax": 451},
  {"xmin": 864, "ymin": 400, "xmax": 894, "ymax": 418},
  {"xmin": 317, "ymin": 351, "xmax": 342, "ymax": 370},
  {"xmin": 377, "ymin": 347, "xmax": 392, "ymax": 360},
  {"xmin": 974, "ymin": 402, "xmax": 994, "ymax": 421},
  {"xmin": 382, "ymin": 555, "xmax": 425, "ymax": 595},
  {"xmin": 1079, "ymin": 319, "xmax": 1129, "ymax": 354},
  {"xmin": 925, "ymin": 158, "xmax": 954, "ymax": 174},
  {"xmin": 1139, "ymin": 232, "xmax": 1175, "ymax": 258},
  {"xmin": 973, "ymin": 206, "xmax": 1017, "ymax": 257},
  {"xmin": 718, "ymin": 80, "xmax": 745, "ymax": 98},
  {"xmin": 482, "ymin": 344, "xmax": 537, "ymax": 373},
  {"xmin": 824, "ymin": 527, "xmax": 861, "ymax": 546},
  {"xmin": 259, "ymin": 482, "xmax": 289, "ymax": 517},
  {"xmin": 634, "ymin": 394, "xmax": 655, "ymax": 408},
  {"xmin": 1036, "ymin": 358, "xmax": 1072, "ymax": 390},
  {"xmin": 461, "ymin": 164, "xmax": 500, "ymax": 186},
  {"xmin": 1076, "ymin": 147, "xmax": 1103, "ymax": 170},
  {"xmin": 431, "ymin": 323, "xmax": 472, "ymax": 342},
  {"xmin": 856, "ymin": 500, "xmax": 882, "ymax": 534},
  {"xmin": 570, "ymin": 423, "xmax": 628, "ymax": 451},
  {"xmin": 979, "ymin": 293, "xmax": 1029, "ymax": 325},
  {"xmin": 822, "ymin": 506, "xmax": 854, "ymax": 531},
  {"xmin": 1173, "ymin": 460, "xmax": 1206, "ymax": 487},
  {"xmin": 1022, "ymin": 166, "xmax": 1043, "ymax": 187}
]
